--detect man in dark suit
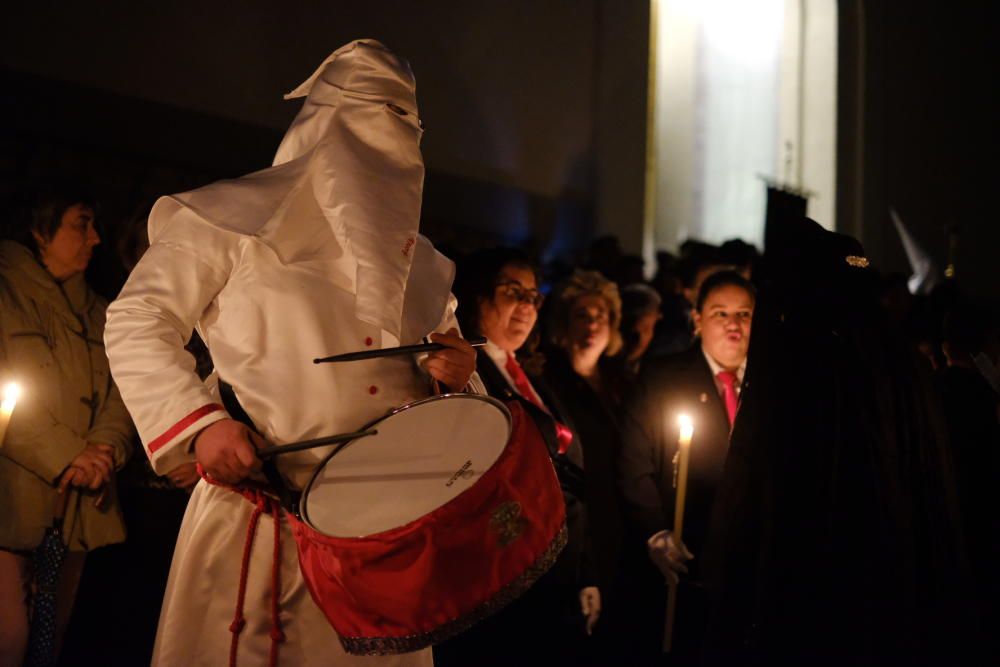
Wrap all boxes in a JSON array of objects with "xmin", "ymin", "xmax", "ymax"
[{"xmin": 617, "ymin": 270, "xmax": 754, "ymax": 664}]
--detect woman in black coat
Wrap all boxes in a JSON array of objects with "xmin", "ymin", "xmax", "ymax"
[{"xmin": 543, "ymin": 270, "xmax": 630, "ymax": 663}]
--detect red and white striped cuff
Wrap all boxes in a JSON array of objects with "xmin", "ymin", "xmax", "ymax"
[{"xmin": 147, "ymin": 403, "xmax": 227, "ymax": 455}]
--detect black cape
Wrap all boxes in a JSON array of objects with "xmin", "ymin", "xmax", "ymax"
[{"xmin": 702, "ymin": 217, "xmax": 981, "ymax": 666}]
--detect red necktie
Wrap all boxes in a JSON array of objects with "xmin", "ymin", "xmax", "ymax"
[
  {"xmin": 505, "ymin": 353, "xmax": 574, "ymax": 454},
  {"xmin": 717, "ymin": 370, "xmax": 739, "ymax": 429}
]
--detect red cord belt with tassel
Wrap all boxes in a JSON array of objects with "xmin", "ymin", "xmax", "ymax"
[{"xmin": 198, "ymin": 465, "xmax": 286, "ymax": 667}]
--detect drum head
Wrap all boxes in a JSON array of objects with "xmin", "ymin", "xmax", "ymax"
[{"xmin": 301, "ymin": 394, "xmax": 512, "ymax": 537}]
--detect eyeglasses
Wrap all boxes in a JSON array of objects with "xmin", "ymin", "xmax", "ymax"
[{"xmin": 495, "ymin": 281, "xmax": 545, "ymax": 309}]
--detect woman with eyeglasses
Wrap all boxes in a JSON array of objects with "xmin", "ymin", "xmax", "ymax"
[{"xmin": 434, "ymin": 247, "xmax": 600, "ymax": 667}]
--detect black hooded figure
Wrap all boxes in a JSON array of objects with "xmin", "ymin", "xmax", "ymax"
[{"xmin": 701, "ymin": 215, "xmax": 981, "ymax": 666}]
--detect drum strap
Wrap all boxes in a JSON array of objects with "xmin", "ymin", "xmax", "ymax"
[
  {"xmin": 218, "ymin": 380, "xmax": 302, "ymax": 516},
  {"xmin": 476, "ymin": 355, "xmax": 588, "ymax": 498}
]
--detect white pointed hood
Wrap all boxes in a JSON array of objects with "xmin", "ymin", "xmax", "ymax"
[
  {"xmin": 152, "ymin": 39, "xmax": 432, "ymax": 339},
  {"xmin": 890, "ymin": 208, "xmax": 941, "ymax": 296}
]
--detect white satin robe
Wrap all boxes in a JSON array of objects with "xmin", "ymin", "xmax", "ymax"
[{"xmin": 105, "ymin": 191, "xmax": 460, "ymax": 665}]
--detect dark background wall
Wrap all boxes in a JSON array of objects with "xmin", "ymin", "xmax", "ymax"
[
  {"xmin": 1, "ymin": 1, "xmax": 648, "ymax": 274},
  {"xmin": 839, "ymin": 0, "xmax": 996, "ymax": 302},
  {"xmin": 1, "ymin": 0, "xmax": 995, "ymax": 300}
]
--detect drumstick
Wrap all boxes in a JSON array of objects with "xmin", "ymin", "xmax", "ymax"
[
  {"xmin": 257, "ymin": 428, "xmax": 378, "ymax": 458},
  {"xmin": 313, "ymin": 336, "xmax": 487, "ymax": 364},
  {"xmin": 425, "ymin": 336, "xmax": 444, "ymax": 396}
]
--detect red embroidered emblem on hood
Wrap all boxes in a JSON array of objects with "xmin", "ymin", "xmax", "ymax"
[{"xmin": 401, "ymin": 237, "xmax": 416, "ymax": 257}]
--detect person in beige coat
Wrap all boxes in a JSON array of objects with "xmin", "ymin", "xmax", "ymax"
[{"xmin": 0, "ymin": 189, "xmax": 133, "ymax": 667}]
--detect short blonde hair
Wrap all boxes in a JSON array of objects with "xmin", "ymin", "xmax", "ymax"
[{"xmin": 550, "ymin": 270, "xmax": 624, "ymax": 356}]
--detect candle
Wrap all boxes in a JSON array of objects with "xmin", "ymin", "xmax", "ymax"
[
  {"xmin": 664, "ymin": 413, "xmax": 694, "ymax": 653},
  {"xmin": 0, "ymin": 382, "xmax": 21, "ymax": 447},
  {"xmin": 672, "ymin": 414, "xmax": 694, "ymax": 540}
]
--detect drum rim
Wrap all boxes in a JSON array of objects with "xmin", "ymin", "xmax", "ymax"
[{"xmin": 300, "ymin": 392, "xmax": 513, "ymax": 536}]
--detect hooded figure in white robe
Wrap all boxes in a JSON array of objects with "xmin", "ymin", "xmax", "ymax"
[{"xmin": 106, "ymin": 39, "xmax": 467, "ymax": 667}]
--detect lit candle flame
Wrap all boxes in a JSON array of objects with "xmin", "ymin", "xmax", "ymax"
[
  {"xmin": 665, "ymin": 411, "xmax": 695, "ymax": 651},
  {"xmin": 678, "ymin": 413, "xmax": 693, "ymax": 443},
  {"xmin": 1, "ymin": 382, "xmax": 21, "ymax": 447},
  {"xmin": 1, "ymin": 382, "xmax": 19, "ymax": 413}
]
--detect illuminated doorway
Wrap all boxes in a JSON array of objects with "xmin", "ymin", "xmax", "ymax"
[{"xmin": 644, "ymin": 0, "xmax": 838, "ymax": 253}]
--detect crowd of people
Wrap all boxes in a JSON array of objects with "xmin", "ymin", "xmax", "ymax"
[
  {"xmin": 1, "ymin": 39, "xmax": 996, "ymax": 667},
  {"xmin": 4, "ymin": 184, "xmax": 994, "ymax": 666}
]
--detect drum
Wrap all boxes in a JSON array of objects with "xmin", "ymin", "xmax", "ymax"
[
  {"xmin": 286, "ymin": 393, "xmax": 567, "ymax": 655},
  {"xmin": 301, "ymin": 393, "xmax": 511, "ymax": 537}
]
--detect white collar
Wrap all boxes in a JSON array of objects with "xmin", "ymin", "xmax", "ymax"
[
  {"xmin": 482, "ymin": 339, "xmax": 547, "ymax": 407},
  {"xmin": 701, "ymin": 346, "xmax": 746, "ymax": 384},
  {"xmin": 484, "ymin": 339, "xmax": 512, "ymax": 367}
]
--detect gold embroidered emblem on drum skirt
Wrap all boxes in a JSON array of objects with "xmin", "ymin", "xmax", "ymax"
[{"xmin": 490, "ymin": 501, "xmax": 526, "ymax": 546}]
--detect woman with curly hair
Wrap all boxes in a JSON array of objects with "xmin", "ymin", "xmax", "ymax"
[
  {"xmin": 546, "ymin": 270, "xmax": 624, "ymax": 407},
  {"xmin": 543, "ymin": 270, "xmax": 628, "ymax": 660}
]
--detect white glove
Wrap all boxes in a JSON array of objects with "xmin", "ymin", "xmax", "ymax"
[
  {"xmin": 579, "ymin": 586, "xmax": 601, "ymax": 635},
  {"xmin": 647, "ymin": 529, "xmax": 694, "ymax": 585}
]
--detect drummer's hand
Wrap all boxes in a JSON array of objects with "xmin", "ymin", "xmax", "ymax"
[
  {"xmin": 647, "ymin": 529, "xmax": 694, "ymax": 585},
  {"xmin": 579, "ymin": 586, "xmax": 601, "ymax": 635},
  {"xmin": 425, "ymin": 328, "xmax": 476, "ymax": 391},
  {"xmin": 165, "ymin": 462, "xmax": 200, "ymax": 491},
  {"xmin": 193, "ymin": 419, "xmax": 263, "ymax": 484}
]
